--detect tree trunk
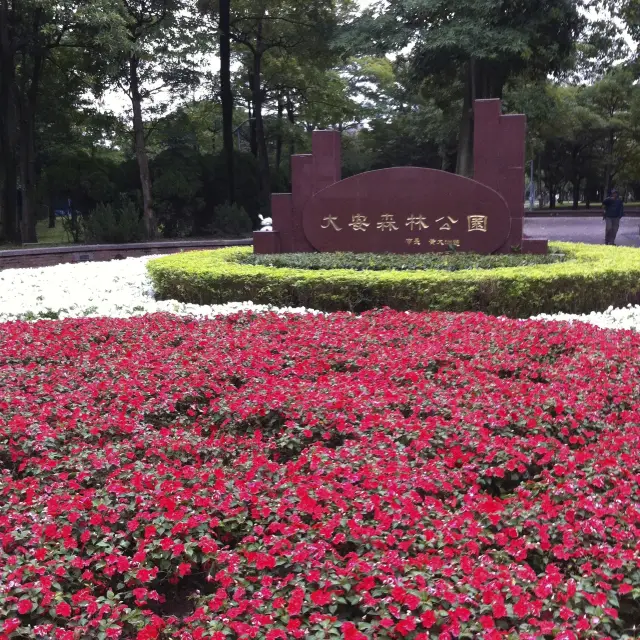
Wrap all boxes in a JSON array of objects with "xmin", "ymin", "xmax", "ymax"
[
  {"xmin": 604, "ymin": 129, "xmax": 614, "ymax": 194},
  {"xmin": 537, "ymin": 154, "xmax": 543, "ymax": 209},
  {"xmin": 572, "ymin": 179, "xmax": 580, "ymax": 210},
  {"xmin": 456, "ymin": 62, "xmax": 474, "ymax": 177},
  {"xmin": 219, "ymin": 0, "xmax": 234, "ymax": 204},
  {"xmin": 248, "ymin": 96, "xmax": 257, "ymax": 157},
  {"xmin": 129, "ymin": 56, "xmax": 156, "ymax": 239},
  {"xmin": 456, "ymin": 59, "xmax": 503, "ymax": 178},
  {"xmin": 252, "ymin": 22, "xmax": 270, "ymax": 213},
  {"xmin": 286, "ymin": 94, "xmax": 295, "ymax": 158},
  {"xmin": 275, "ymin": 93, "xmax": 284, "ymax": 171},
  {"xmin": 18, "ymin": 108, "xmax": 38, "ymax": 242},
  {"xmin": 18, "ymin": 51, "xmax": 43, "ymax": 243},
  {"xmin": 549, "ymin": 188, "xmax": 556, "ymax": 209},
  {"xmin": 0, "ymin": 0, "xmax": 19, "ymax": 244},
  {"xmin": 439, "ymin": 144, "xmax": 448, "ymax": 171}
]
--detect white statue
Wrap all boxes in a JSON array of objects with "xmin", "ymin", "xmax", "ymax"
[{"xmin": 258, "ymin": 214, "xmax": 273, "ymax": 232}]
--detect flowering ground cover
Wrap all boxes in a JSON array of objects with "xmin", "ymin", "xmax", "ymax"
[
  {"xmin": 0, "ymin": 257, "xmax": 312, "ymax": 323},
  {"xmin": 1, "ymin": 310, "xmax": 640, "ymax": 639},
  {"xmin": 4, "ymin": 255, "xmax": 640, "ymax": 331}
]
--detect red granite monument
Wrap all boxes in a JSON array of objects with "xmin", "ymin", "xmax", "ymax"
[{"xmin": 254, "ymin": 99, "xmax": 547, "ymax": 255}]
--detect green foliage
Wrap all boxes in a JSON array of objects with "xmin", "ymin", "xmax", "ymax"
[
  {"xmin": 60, "ymin": 214, "xmax": 84, "ymax": 244},
  {"xmin": 241, "ymin": 251, "xmax": 566, "ymax": 271},
  {"xmin": 391, "ymin": 0, "xmax": 582, "ymax": 82},
  {"xmin": 209, "ymin": 202, "xmax": 253, "ymax": 237},
  {"xmin": 83, "ymin": 199, "xmax": 145, "ymax": 244},
  {"xmin": 147, "ymin": 243, "xmax": 640, "ymax": 317},
  {"xmin": 200, "ymin": 151, "xmax": 263, "ymax": 228},
  {"xmin": 152, "ymin": 147, "xmax": 204, "ymax": 238}
]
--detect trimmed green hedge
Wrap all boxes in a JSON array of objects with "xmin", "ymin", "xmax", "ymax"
[
  {"xmin": 147, "ymin": 243, "xmax": 640, "ymax": 317},
  {"xmin": 241, "ymin": 250, "xmax": 566, "ymax": 271}
]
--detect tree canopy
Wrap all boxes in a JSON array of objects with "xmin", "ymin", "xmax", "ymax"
[{"xmin": 0, "ymin": 0, "xmax": 637, "ymax": 244}]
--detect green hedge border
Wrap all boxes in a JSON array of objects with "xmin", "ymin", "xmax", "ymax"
[{"xmin": 147, "ymin": 243, "xmax": 640, "ymax": 317}]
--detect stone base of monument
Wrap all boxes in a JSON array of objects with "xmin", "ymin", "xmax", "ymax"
[
  {"xmin": 254, "ymin": 99, "xmax": 548, "ymax": 256},
  {"xmin": 521, "ymin": 238, "xmax": 549, "ymax": 255},
  {"xmin": 253, "ymin": 231, "xmax": 281, "ymax": 255}
]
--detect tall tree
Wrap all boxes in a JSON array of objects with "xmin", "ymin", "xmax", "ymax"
[
  {"xmin": 224, "ymin": 0, "xmax": 353, "ymax": 211},
  {"xmin": 94, "ymin": 0, "xmax": 203, "ymax": 238},
  {"xmin": 199, "ymin": 0, "xmax": 235, "ymax": 204},
  {"xmin": 0, "ymin": 0, "xmax": 19, "ymax": 243},
  {"xmin": 219, "ymin": 0, "xmax": 234, "ymax": 204},
  {"xmin": 586, "ymin": 68, "xmax": 634, "ymax": 192},
  {"xmin": 0, "ymin": 0, "xmax": 106, "ymax": 243},
  {"xmin": 379, "ymin": 0, "xmax": 582, "ymax": 177}
]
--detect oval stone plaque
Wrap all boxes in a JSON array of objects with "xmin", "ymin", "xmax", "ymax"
[{"xmin": 302, "ymin": 167, "xmax": 511, "ymax": 254}]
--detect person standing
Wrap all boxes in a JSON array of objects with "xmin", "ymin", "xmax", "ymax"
[{"xmin": 603, "ymin": 190, "xmax": 624, "ymax": 245}]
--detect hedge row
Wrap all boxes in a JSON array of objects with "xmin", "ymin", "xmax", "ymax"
[
  {"xmin": 147, "ymin": 243, "xmax": 640, "ymax": 317},
  {"xmin": 241, "ymin": 250, "xmax": 566, "ymax": 271}
]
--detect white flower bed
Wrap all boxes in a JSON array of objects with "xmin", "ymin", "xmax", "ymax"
[
  {"xmin": 532, "ymin": 306, "xmax": 640, "ymax": 332},
  {"xmin": 0, "ymin": 256, "xmax": 315, "ymax": 322},
  {"xmin": 1, "ymin": 256, "xmax": 639, "ymax": 330}
]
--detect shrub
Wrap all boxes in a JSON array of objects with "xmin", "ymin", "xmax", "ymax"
[
  {"xmin": 59, "ymin": 212, "xmax": 84, "ymax": 244},
  {"xmin": 208, "ymin": 202, "xmax": 253, "ymax": 237},
  {"xmin": 83, "ymin": 198, "xmax": 145, "ymax": 244},
  {"xmin": 152, "ymin": 148, "xmax": 204, "ymax": 238},
  {"xmin": 147, "ymin": 243, "xmax": 640, "ymax": 317},
  {"xmin": 200, "ymin": 151, "xmax": 263, "ymax": 230},
  {"xmin": 241, "ymin": 250, "xmax": 566, "ymax": 272},
  {"xmin": 2, "ymin": 312, "xmax": 640, "ymax": 637}
]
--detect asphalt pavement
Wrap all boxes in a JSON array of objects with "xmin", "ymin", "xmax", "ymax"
[{"xmin": 524, "ymin": 216, "xmax": 640, "ymax": 248}]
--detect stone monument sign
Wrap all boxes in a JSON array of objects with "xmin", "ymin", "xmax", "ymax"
[{"xmin": 254, "ymin": 99, "xmax": 547, "ymax": 255}]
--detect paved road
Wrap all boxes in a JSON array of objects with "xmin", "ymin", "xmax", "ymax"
[{"xmin": 524, "ymin": 216, "xmax": 640, "ymax": 248}]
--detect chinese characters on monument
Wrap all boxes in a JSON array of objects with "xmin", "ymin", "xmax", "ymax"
[
  {"xmin": 317, "ymin": 212, "xmax": 489, "ymax": 249},
  {"xmin": 253, "ymin": 99, "xmax": 548, "ymax": 255}
]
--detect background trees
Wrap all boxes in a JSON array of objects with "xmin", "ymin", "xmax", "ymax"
[{"xmin": 2, "ymin": 0, "xmax": 640, "ymax": 245}]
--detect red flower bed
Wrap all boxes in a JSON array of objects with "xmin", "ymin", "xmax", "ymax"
[{"xmin": 1, "ymin": 311, "xmax": 640, "ymax": 640}]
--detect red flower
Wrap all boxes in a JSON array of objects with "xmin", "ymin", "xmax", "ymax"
[
  {"xmin": 420, "ymin": 610, "xmax": 437, "ymax": 628},
  {"xmin": 3, "ymin": 618, "xmax": 20, "ymax": 633},
  {"xmin": 479, "ymin": 615, "xmax": 495, "ymax": 630},
  {"xmin": 2, "ymin": 312, "xmax": 640, "ymax": 637},
  {"xmin": 310, "ymin": 589, "xmax": 333, "ymax": 606},
  {"xmin": 395, "ymin": 617, "xmax": 417, "ymax": 636},
  {"xmin": 513, "ymin": 599, "xmax": 529, "ymax": 617},
  {"xmin": 17, "ymin": 600, "xmax": 32, "ymax": 615},
  {"xmin": 492, "ymin": 603, "xmax": 507, "ymax": 619},
  {"xmin": 287, "ymin": 587, "xmax": 305, "ymax": 616},
  {"xmin": 341, "ymin": 622, "xmax": 367, "ymax": 640}
]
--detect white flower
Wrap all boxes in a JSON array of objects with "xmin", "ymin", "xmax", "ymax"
[
  {"xmin": 532, "ymin": 306, "xmax": 640, "ymax": 332},
  {"xmin": 2, "ymin": 255, "xmax": 640, "ymax": 331},
  {"xmin": 0, "ymin": 256, "xmax": 318, "ymax": 322}
]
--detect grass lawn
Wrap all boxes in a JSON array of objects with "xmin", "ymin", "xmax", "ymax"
[{"xmin": 0, "ymin": 219, "xmax": 71, "ymax": 249}]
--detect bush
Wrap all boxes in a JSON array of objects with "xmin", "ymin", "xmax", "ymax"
[
  {"xmin": 208, "ymin": 202, "xmax": 253, "ymax": 237},
  {"xmin": 200, "ymin": 151, "xmax": 263, "ymax": 230},
  {"xmin": 241, "ymin": 251, "xmax": 566, "ymax": 272},
  {"xmin": 83, "ymin": 198, "xmax": 145, "ymax": 244},
  {"xmin": 147, "ymin": 243, "xmax": 640, "ymax": 317},
  {"xmin": 152, "ymin": 148, "xmax": 204, "ymax": 238}
]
